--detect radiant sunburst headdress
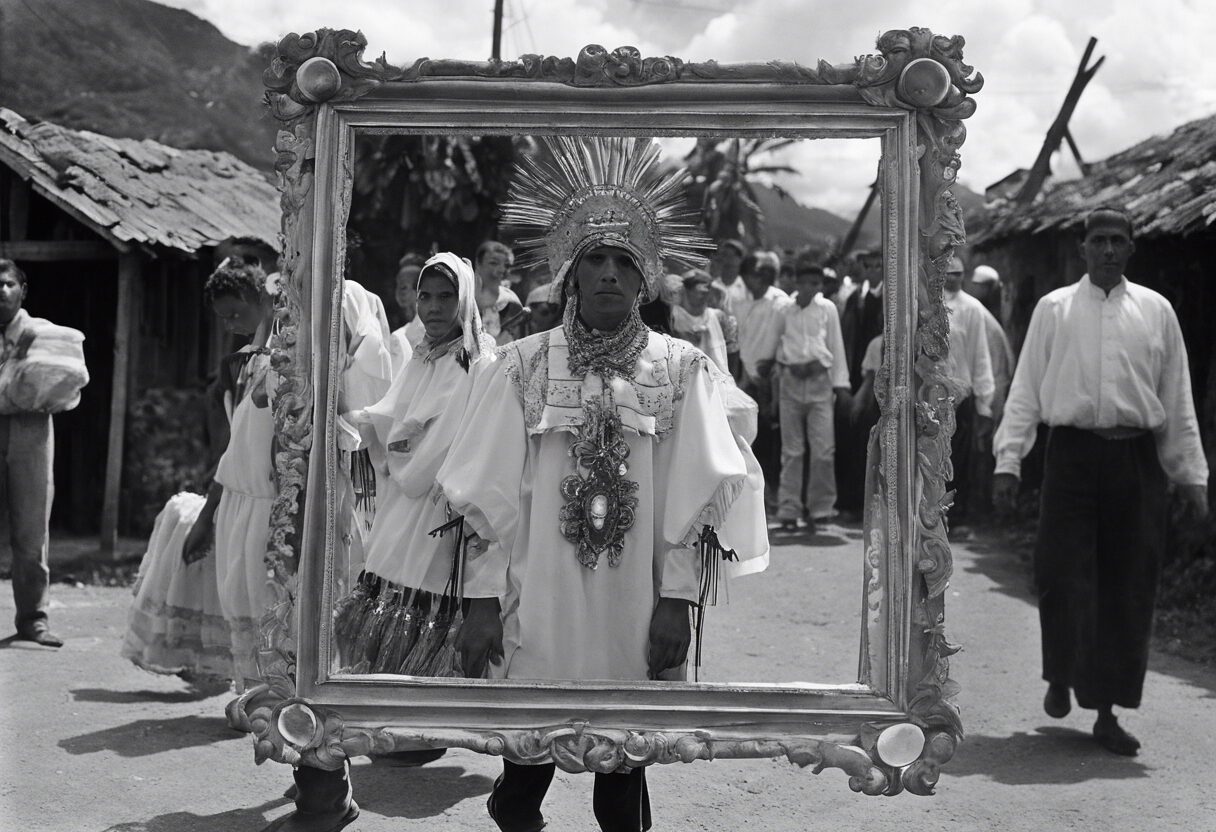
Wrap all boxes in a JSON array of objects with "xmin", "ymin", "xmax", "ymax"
[{"xmin": 501, "ymin": 136, "xmax": 713, "ymax": 302}]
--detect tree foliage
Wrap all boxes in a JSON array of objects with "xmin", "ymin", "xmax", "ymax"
[{"xmin": 682, "ymin": 138, "xmax": 800, "ymax": 247}]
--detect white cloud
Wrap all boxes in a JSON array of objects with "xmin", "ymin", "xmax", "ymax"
[{"xmin": 163, "ymin": 0, "xmax": 1216, "ymax": 215}]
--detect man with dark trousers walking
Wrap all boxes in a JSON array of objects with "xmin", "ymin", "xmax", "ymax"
[{"xmin": 993, "ymin": 207, "xmax": 1209, "ymax": 756}]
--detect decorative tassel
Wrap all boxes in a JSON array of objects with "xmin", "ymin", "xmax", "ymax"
[
  {"xmin": 351, "ymin": 448, "xmax": 376, "ymax": 530},
  {"xmin": 691, "ymin": 525, "xmax": 737, "ymax": 683},
  {"xmin": 333, "ymin": 572, "xmax": 378, "ymax": 669},
  {"xmin": 413, "ymin": 508, "xmax": 469, "ymax": 677},
  {"xmin": 330, "ymin": 512, "xmax": 471, "ymax": 677}
]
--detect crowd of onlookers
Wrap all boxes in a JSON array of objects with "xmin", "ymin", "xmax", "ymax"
[{"xmin": 385, "ymin": 238, "xmax": 1013, "ymax": 533}]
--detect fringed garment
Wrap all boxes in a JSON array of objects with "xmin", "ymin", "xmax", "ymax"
[{"xmin": 438, "ymin": 326, "xmax": 769, "ymax": 682}]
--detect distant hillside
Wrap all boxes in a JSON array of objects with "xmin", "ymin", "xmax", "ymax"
[
  {"xmin": 755, "ymin": 180, "xmax": 987, "ymax": 255},
  {"xmin": 0, "ymin": 0, "xmax": 276, "ymax": 170}
]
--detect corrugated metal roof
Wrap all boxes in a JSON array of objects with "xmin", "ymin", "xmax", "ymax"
[
  {"xmin": 0, "ymin": 107, "xmax": 279, "ymax": 256},
  {"xmin": 971, "ymin": 113, "xmax": 1216, "ymax": 245}
]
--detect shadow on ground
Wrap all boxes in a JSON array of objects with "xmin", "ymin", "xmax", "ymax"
[
  {"xmin": 947, "ymin": 726, "xmax": 1149, "ymax": 785},
  {"xmin": 59, "ymin": 715, "xmax": 239, "ymax": 757},
  {"xmin": 768, "ymin": 526, "xmax": 853, "ymax": 549},
  {"xmin": 957, "ymin": 525, "xmax": 1216, "ymax": 698},
  {"xmin": 0, "ymin": 634, "xmax": 62, "ymax": 650},
  {"xmin": 71, "ymin": 687, "xmax": 222, "ymax": 705},
  {"xmin": 101, "ymin": 797, "xmax": 290, "ymax": 832},
  {"xmin": 350, "ymin": 761, "xmax": 494, "ymax": 820}
]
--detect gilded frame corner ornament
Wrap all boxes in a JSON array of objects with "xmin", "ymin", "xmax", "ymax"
[{"xmin": 251, "ymin": 25, "xmax": 979, "ymax": 798}]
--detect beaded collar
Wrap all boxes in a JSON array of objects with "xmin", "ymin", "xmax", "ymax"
[{"xmin": 562, "ymin": 298, "xmax": 648, "ymax": 380}]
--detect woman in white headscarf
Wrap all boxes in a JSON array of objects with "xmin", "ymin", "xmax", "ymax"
[{"xmin": 335, "ymin": 253, "xmax": 497, "ymax": 678}]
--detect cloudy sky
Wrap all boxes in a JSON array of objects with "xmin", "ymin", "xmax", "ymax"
[{"xmin": 166, "ymin": 0, "xmax": 1214, "ymax": 216}]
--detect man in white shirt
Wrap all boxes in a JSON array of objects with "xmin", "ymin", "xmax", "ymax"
[
  {"xmin": 943, "ymin": 256, "xmax": 996, "ymax": 524},
  {"xmin": 389, "ymin": 253, "xmax": 425, "ymax": 372},
  {"xmin": 474, "ymin": 240, "xmax": 524, "ymax": 346},
  {"xmin": 0, "ymin": 260, "xmax": 63, "ymax": 648},
  {"xmin": 773, "ymin": 264, "xmax": 850, "ymax": 529},
  {"xmin": 709, "ymin": 238, "xmax": 745, "ymax": 308},
  {"xmin": 836, "ymin": 249, "xmax": 884, "ymax": 520},
  {"xmin": 961, "ymin": 265, "xmax": 1015, "ymax": 513},
  {"xmin": 727, "ymin": 251, "xmax": 790, "ymax": 496},
  {"xmin": 993, "ymin": 207, "xmax": 1209, "ymax": 756}
]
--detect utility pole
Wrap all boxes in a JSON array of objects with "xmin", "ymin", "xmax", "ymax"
[
  {"xmin": 491, "ymin": 0, "xmax": 504, "ymax": 61},
  {"xmin": 1014, "ymin": 37, "xmax": 1104, "ymax": 205}
]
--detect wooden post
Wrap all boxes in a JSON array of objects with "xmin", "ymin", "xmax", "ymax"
[
  {"xmin": 1014, "ymin": 37, "xmax": 1104, "ymax": 205},
  {"xmin": 100, "ymin": 253, "xmax": 137, "ymax": 555},
  {"xmin": 836, "ymin": 179, "xmax": 880, "ymax": 263},
  {"xmin": 491, "ymin": 0, "xmax": 504, "ymax": 61}
]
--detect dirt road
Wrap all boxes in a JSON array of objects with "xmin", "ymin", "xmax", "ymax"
[{"xmin": 3, "ymin": 525, "xmax": 1215, "ymax": 831}]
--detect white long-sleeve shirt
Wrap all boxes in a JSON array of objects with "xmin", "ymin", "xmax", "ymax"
[
  {"xmin": 775, "ymin": 294, "xmax": 849, "ymax": 390},
  {"xmin": 944, "ymin": 289, "xmax": 995, "ymax": 418},
  {"xmin": 993, "ymin": 275, "xmax": 1208, "ymax": 486},
  {"xmin": 724, "ymin": 279, "xmax": 790, "ymax": 379}
]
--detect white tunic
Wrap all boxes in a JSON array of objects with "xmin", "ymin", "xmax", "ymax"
[
  {"xmin": 358, "ymin": 339, "xmax": 498, "ymax": 596},
  {"xmin": 438, "ymin": 328, "xmax": 768, "ymax": 682},
  {"xmin": 943, "ymin": 289, "xmax": 996, "ymax": 417}
]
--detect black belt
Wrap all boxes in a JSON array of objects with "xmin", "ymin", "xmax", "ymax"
[{"xmin": 1055, "ymin": 425, "xmax": 1149, "ymax": 441}]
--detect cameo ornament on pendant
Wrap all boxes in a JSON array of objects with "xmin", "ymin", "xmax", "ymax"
[{"xmin": 559, "ymin": 396, "xmax": 639, "ymax": 569}]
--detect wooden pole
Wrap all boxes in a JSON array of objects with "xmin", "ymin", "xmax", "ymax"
[
  {"xmin": 1014, "ymin": 37, "xmax": 1104, "ymax": 205},
  {"xmin": 836, "ymin": 180, "xmax": 880, "ymax": 263},
  {"xmin": 100, "ymin": 253, "xmax": 137, "ymax": 555},
  {"xmin": 1062, "ymin": 127, "xmax": 1088, "ymax": 175},
  {"xmin": 491, "ymin": 0, "xmax": 504, "ymax": 61}
]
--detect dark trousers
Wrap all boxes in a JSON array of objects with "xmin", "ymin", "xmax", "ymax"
[
  {"xmin": 836, "ymin": 391, "xmax": 878, "ymax": 515},
  {"xmin": 1, "ymin": 414, "xmax": 54, "ymax": 632},
  {"xmin": 742, "ymin": 375, "xmax": 781, "ymax": 501},
  {"xmin": 491, "ymin": 760, "xmax": 651, "ymax": 832},
  {"xmin": 948, "ymin": 396, "xmax": 975, "ymax": 522},
  {"xmin": 1035, "ymin": 427, "xmax": 1167, "ymax": 710}
]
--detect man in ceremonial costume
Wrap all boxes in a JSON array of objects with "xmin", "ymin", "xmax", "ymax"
[
  {"xmin": 994, "ymin": 207, "xmax": 1209, "ymax": 756},
  {"xmin": 439, "ymin": 136, "xmax": 769, "ymax": 832}
]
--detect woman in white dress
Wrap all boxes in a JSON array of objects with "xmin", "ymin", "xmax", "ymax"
[
  {"xmin": 335, "ymin": 253, "xmax": 496, "ymax": 677},
  {"xmin": 121, "ymin": 257, "xmax": 273, "ymax": 690},
  {"xmin": 181, "ymin": 257, "xmax": 277, "ymax": 692}
]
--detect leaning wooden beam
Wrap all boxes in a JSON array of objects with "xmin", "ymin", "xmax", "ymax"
[
  {"xmin": 100, "ymin": 253, "xmax": 137, "ymax": 555},
  {"xmin": 1014, "ymin": 36, "xmax": 1104, "ymax": 205}
]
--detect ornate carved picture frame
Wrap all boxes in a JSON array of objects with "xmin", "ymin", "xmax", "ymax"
[{"xmin": 247, "ymin": 26, "xmax": 978, "ymax": 798}]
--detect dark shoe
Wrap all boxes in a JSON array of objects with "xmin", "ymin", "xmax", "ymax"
[
  {"xmin": 1043, "ymin": 683, "xmax": 1071, "ymax": 718},
  {"xmin": 1094, "ymin": 715, "xmax": 1140, "ymax": 757},
  {"xmin": 261, "ymin": 763, "xmax": 359, "ymax": 832},
  {"xmin": 778, "ymin": 519, "xmax": 798, "ymax": 531},
  {"xmin": 804, "ymin": 516, "xmax": 818, "ymax": 536},
  {"xmin": 487, "ymin": 775, "xmax": 546, "ymax": 832},
  {"xmin": 15, "ymin": 624, "xmax": 63, "ymax": 648},
  {"xmin": 260, "ymin": 801, "xmax": 358, "ymax": 832}
]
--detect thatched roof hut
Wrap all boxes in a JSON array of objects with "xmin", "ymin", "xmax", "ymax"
[{"xmin": 0, "ymin": 108, "xmax": 278, "ymax": 546}]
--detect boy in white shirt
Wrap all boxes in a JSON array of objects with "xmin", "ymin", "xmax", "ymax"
[{"xmin": 773, "ymin": 264, "xmax": 850, "ymax": 530}]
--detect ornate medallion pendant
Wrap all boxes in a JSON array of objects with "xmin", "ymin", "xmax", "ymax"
[{"xmin": 559, "ymin": 396, "xmax": 639, "ymax": 569}]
